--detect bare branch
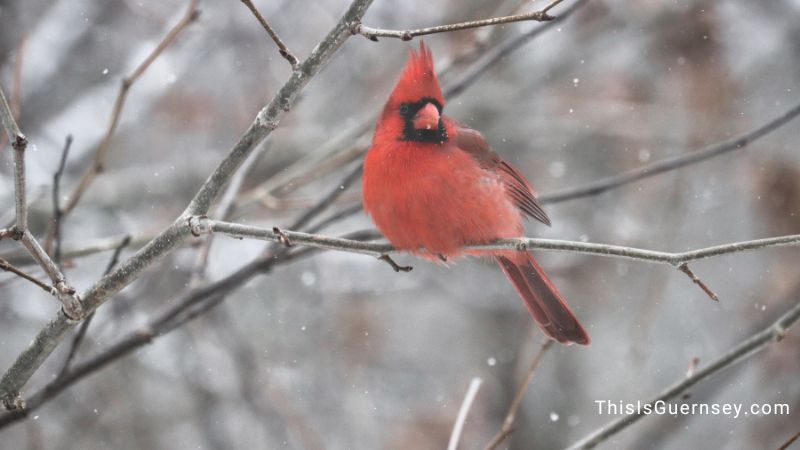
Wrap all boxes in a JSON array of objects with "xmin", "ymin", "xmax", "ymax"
[
  {"xmin": 377, "ymin": 254, "xmax": 413, "ymax": 273},
  {"xmin": 0, "ymin": 233, "xmax": 152, "ymax": 267},
  {"xmin": 0, "ymin": 258, "xmax": 56, "ymax": 295},
  {"xmin": 1, "ymin": 84, "xmax": 82, "ymax": 318},
  {"xmin": 61, "ymin": 0, "xmax": 201, "ymax": 217},
  {"xmin": 189, "ymin": 218, "xmax": 800, "ymax": 267},
  {"xmin": 240, "ymin": 0, "xmax": 299, "ymax": 68},
  {"xmin": 0, "ymin": 0, "xmax": 376, "ymax": 411},
  {"xmin": 10, "ymin": 35, "xmax": 26, "ymax": 120},
  {"xmin": 0, "ymin": 35, "xmax": 26, "ymax": 152},
  {"xmin": 0, "ymin": 84, "xmax": 28, "ymax": 231},
  {"xmin": 56, "ymin": 236, "xmax": 130, "ymax": 379},
  {"xmin": 0, "ymin": 164, "xmax": 377, "ymax": 425},
  {"xmin": 353, "ymin": 0, "xmax": 564, "ymax": 41},
  {"xmin": 777, "ymin": 430, "xmax": 800, "ymax": 450},
  {"xmin": 484, "ymin": 340, "xmax": 553, "ymax": 450},
  {"xmin": 447, "ymin": 377, "xmax": 483, "ymax": 450},
  {"xmin": 678, "ymin": 263, "xmax": 719, "ymax": 302},
  {"xmin": 19, "ymin": 231, "xmax": 81, "ymax": 319},
  {"xmin": 566, "ymin": 299, "xmax": 800, "ymax": 450},
  {"xmin": 540, "ymin": 100, "xmax": 800, "ymax": 205},
  {"xmin": 50, "ymin": 135, "xmax": 73, "ymax": 261},
  {"xmin": 190, "ymin": 140, "xmax": 270, "ymax": 284},
  {"xmin": 443, "ymin": 0, "xmax": 585, "ymax": 99},
  {"xmin": 0, "ymin": 228, "xmax": 18, "ymax": 240}
]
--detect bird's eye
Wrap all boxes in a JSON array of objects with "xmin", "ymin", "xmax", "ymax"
[{"xmin": 399, "ymin": 105, "xmax": 409, "ymax": 115}]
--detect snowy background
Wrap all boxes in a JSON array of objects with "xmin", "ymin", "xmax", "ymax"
[{"xmin": 1, "ymin": 0, "xmax": 799, "ymax": 448}]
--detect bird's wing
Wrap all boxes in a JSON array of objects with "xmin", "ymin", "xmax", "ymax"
[{"xmin": 454, "ymin": 126, "xmax": 551, "ymax": 226}]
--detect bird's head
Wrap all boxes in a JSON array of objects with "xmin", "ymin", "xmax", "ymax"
[{"xmin": 381, "ymin": 41, "xmax": 448, "ymax": 144}]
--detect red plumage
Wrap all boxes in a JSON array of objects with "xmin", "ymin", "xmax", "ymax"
[{"xmin": 362, "ymin": 42, "xmax": 589, "ymax": 345}]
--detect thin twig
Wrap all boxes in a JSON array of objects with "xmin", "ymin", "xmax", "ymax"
[
  {"xmin": 60, "ymin": 0, "xmax": 200, "ymax": 217},
  {"xmin": 0, "ymin": 34, "xmax": 26, "ymax": 152},
  {"xmin": 10, "ymin": 34, "xmax": 27, "ymax": 120},
  {"xmin": 685, "ymin": 357, "xmax": 699, "ymax": 378},
  {"xmin": 0, "ymin": 233, "xmax": 152, "ymax": 267},
  {"xmin": 777, "ymin": 430, "xmax": 800, "ymax": 450},
  {"xmin": 484, "ymin": 340, "xmax": 554, "ymax": 450},
  {"xmin": 0, "ymin": 228, "xmax": 17, "ymax": 240},
  {"xmin": 50, "ymin": 135, "xmax": 73, "ymax": 262},
  {"xmin": 0, "ymin": 0, "xmax": 376, "ymax": 411},
  {"xmin": 566, "ymin": 299, "xmax": 800, "ymax": 450},
  {"xmin": 678, "ymin": 263, "xmax": 719, "ymax": 302},
  {"xmin": 377, "ymin": 254, "xmax": 413, "ymax": 272},
  {"xmin": 353, "ymin": 0, "xmax": 564, "ymax": 41},
  {"xmin": 240, "ymin": 0, "xmax": 299, "ymax": 68},
  {"xmin": 19, "ymin": 231, "xmax": 82, "ymax": 319},
  {"xmin": 0, "ymin": 258, "xmax": 56, "ymax": 295},
  {"xmin": 56, "ymin": 236, "xmax": 131, "ymax": 378},
  {"xmin": 0, "ymin": 84, "xmax": 28, "ymax": 231},
  {"xmin": 447, "ymin": 377, "xmax": 483, "ymax": 450},
  {"xmin": 539, "ymin": 101, "xmax": 800, "ymax": 205}
]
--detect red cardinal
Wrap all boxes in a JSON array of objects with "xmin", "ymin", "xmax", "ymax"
[{"xmin": 362, "ymin": 42, "xmax": 589, "ymax": 345}]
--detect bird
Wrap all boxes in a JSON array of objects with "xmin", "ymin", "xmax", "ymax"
[{"xmin": 362, "ymin": 42, "xmax": 589, "ymax": 345}]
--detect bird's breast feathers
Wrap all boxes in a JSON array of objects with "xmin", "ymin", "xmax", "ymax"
[{"xmin": 363, "ymin": 140, "xmax": 522, "ymax": 257}]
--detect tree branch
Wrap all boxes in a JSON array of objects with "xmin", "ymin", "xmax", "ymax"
[
  {"xmin": 189, "ymin": 218, "xmax": 800, "ymax": 267},
  {"xmin": 19, "ymin": 231, "xmax": 81, "ymax": 319},
  {"xmin": 484, "ymin": 340, "xmax": 553, "ymax": 450},
  {"xmin": 678, "ymin": 263, "xmax": 719, "ymax": 302},
  {"xmin": 566, "ymin": 298, "xmax": 800, "ymax": 450},
  {"xmin": 50, "ymin": 135, "xmax": 73, "ymax": 261},
  {"xmin": 60, "ymin": 0, "xmax": 201, "ymax": 217},
  {"xmin": 0, "ymin": 83, "xmax": 28, "ymax": 231},
  {"xmin": 0, "ymin": 167, "xmax": 376, "ymax": 426},
  {"xmin": 539, "ymin": 100, "xmax": 800, "ymax": 205},
  {"xmin": 56, "ymin": 235, "xmax": 130, "ymax": 379},
  {"xmin": 0, "ymin": 233, "xmax": 153, "ymax": 267},
  {"xmin": 353, "ymin": 0, "xmax": 564, "ymax": 41},
  {"xmin": 447, "ymin": 377, "xmax": 483, "ymax": 450},
  {"xmin": 0, "ymin": 34, "xmax": 26, "ymax": 152},
  {"xmin": 0, "ymin": 258, "xmax": 56, "ymax": 295},
  {"xmin": 0, "ymin": 0, "xmax": 376, "ymax": 411},
  {"xmin": 777, "ymin": 430, "xmax": 800, "ymax": 450},
  {"xmin": 1, "ymin": 84, "xmax": 82, "ymax": 319},
  {"xmin": 240, "ymin": 0, "xmax": 299, "ymax": 68}
]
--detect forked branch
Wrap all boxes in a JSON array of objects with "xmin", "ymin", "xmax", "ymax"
[{"xmin": 353, "ymin": 0, "xmax": 565, "ymax": 41}]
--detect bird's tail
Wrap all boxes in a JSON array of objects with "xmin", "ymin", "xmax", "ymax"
[{"xmin": 496, "ymin": 253, "xmax": 590, "ymax": 345}]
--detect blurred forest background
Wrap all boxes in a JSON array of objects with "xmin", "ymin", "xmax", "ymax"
[{"xmin": 1, "ymin": 0, "xmax": 799, "ymax": 449}]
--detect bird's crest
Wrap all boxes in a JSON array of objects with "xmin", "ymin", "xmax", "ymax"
[{"xmin": 390, "ymin": 41, "xmax": 444, "ymax": 106}]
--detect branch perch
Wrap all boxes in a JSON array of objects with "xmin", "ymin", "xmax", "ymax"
[
  {"xmin": 353, "ymin": 0, "xmax": 564, "ymax": 41},
  {"xmin": 189, "ymin": 217, "xmax": 800, "ymax": 268}
]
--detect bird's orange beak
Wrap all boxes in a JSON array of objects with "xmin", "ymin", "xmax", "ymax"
[{"xmin": 412, "ymin": 103, "xmax": 440, "ymax": 130}]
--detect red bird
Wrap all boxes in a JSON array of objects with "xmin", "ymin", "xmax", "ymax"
[{"xmin": 362, "ymin": 42, "xmax": 589, "ymax": 345}]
